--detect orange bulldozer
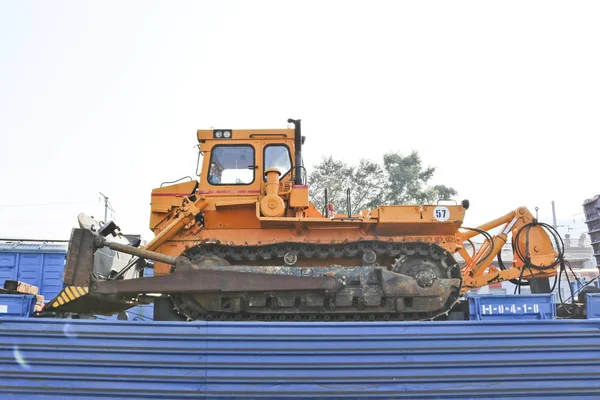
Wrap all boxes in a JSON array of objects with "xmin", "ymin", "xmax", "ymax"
[{"xmin": 46, "ymin": 119, "xmax": 563, "ymax": 321}]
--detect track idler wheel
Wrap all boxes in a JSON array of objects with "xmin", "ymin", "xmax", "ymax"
[{"xmin": 170, "ymin": 255, "xmax": 231, "ymax": 320}]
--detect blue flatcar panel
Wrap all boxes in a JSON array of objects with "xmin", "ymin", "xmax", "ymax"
[
  {"xmin": 40, "ymin": 254, "xmax": 66, "ymax": 300},
  {"xmin": 587, "ymin": 293, "xmax": 600, "ymax": 319},
  {"xmin": 1, "ymin": 318, "xmax": 600, "ymax": 399},
  {"xmin": 0, "ymin": 294, "xmax": 35, "ymax": 317},
  {"xmin": 16, "ymin": 253, "xmax": 43, "ymax": 289},
  {"xmin": 468, "ymin": 294, "xmax": 555, "ymax": 320},
  {"xmin": 0, "ymin": 253, "xmax": 17, "ymax": 282}
]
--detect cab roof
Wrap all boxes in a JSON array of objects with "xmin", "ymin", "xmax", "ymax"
[{"xmin": 197, "ymin": 128, "xmax": 295, "ymax": 143}]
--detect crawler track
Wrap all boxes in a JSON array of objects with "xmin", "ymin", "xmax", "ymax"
[{"xmin": 170, "ymin": 241, "xmax": 462, "ymax": 321}]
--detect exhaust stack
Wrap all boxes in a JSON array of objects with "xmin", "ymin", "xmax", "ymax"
[{"xmin": 287, "ymin": 118, "xmax": 303, "ymax": 185}]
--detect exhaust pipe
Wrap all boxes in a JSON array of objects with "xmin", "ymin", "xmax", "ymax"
[{"xmin": 287, "ymin": 118, "xmax": 303, "ymax": 185}]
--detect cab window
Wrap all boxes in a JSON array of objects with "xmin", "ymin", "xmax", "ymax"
[
  {"xmin": 264, "ymin": 145, "xmax": 292, "ymax": 178},
  {"xmin": 208, "ymin": 145, "xmax": 255, "ymax": 185}
]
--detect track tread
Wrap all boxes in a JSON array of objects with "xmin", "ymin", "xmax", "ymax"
[{"xmin": 170, "ymin": 241, "xmax": 461, "ymax": 322}]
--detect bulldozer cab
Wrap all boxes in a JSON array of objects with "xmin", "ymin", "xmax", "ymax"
[
  {"xmin": 197, "ymin": 128, "xmax": 297, "ymax": 196},
  {"xmin": 150, "ymin": 121, "xmax": 308, "ymax": 232}
]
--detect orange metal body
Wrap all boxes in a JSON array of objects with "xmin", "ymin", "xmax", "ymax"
[
  {"xmin": 148, "ymin": 127, "xmax": 466, "ymax": 274},
  {"xmin": 144, "ymin": 125, "xmax": 561, "ymax": 293},
  {"xmin": 457, "ymin": 207, "xmax": 558, "ymax": 293}
]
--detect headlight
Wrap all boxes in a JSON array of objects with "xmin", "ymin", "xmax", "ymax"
[{"xmin": 213, "ymin": 129, "xmax": 231, "ymax": 139}]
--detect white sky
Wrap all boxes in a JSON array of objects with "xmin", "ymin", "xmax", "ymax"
[{"xmin": 0, "ymin": 1, "xmax": 598, "ymax": 241}]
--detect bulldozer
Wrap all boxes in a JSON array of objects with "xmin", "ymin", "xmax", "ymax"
[{"xmin": 45, "ymin": 119, "xmax": 563, "ymax": 321}]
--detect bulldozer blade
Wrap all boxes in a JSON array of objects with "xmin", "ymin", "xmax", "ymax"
[
  {"xmin": 44, "ymin": 286, "xmax": 138, "ymax": 316},
  {"xmin": 63, "ymin": 228, "xmax": 96, "ymax": 287}
]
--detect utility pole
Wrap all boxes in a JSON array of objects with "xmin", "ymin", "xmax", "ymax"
[
  {"xmin": 551, "ymin": 200, "xmax": 557, "ymax": 228},
  {"xmin": 99, "ymin": 192, "xmax": 114, "ymax": 223}
]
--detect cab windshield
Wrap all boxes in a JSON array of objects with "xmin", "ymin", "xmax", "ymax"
[{"xmin": 208, "ymin": 145, "xmax": 255, "ymax": 185}]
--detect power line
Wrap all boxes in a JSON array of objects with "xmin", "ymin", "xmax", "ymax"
[{"xmin": 0, "ymin": 201, "xmax": 97, "ymax": 207}]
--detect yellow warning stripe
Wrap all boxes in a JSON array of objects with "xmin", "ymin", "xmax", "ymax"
[
  {"xmin": 64, "ymin": 287, "xmax": 75, "ymax": 301},
  {"xmin": 49, "ymin": 286, "xmax": 89, "ymax": 309}
]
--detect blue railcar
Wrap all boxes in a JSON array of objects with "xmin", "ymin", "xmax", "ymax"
[
  {"xmin": 1, "ymin": 318, "xmax": 600, "ymax": 399},
  {"xmin": 0, "ymin": 241, "xmax": 67, "ymax": 301}
]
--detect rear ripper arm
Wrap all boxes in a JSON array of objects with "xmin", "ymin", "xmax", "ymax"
[{"xmin": 457, "ymin": 207, "xmax": 561, "ymax": 293}]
